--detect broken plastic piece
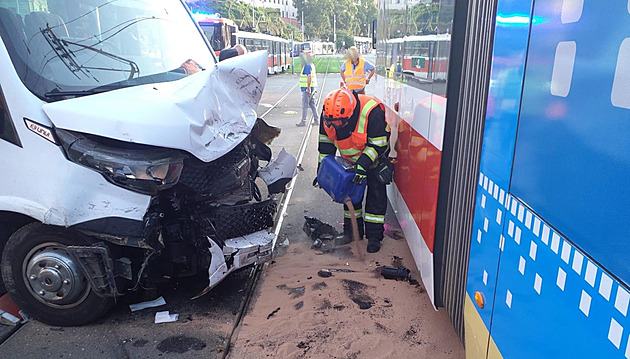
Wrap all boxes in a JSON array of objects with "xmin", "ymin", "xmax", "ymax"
[
  {"xmin": 380, "ymin": 266, "xmax": 411, "ymax": 281},
  {"xmin": 0, "ymin": 310, "xmax": 21, "ymax": 326},
  {"xmin": 317, "ymin": 269, "xmax": 333, "ymax": 278},
  {"xmin": 155, "ymin": 311, "xmax": 179, "ymax": 324},
  {"xmin": 129, "ymin": 296, "xmax": 166, "ymax": 312},
  {"xmin": 303, "ymin": 216, "xmax": 339, "ymax": 242},
  {"xmin": 258, "ymin": 148, "xmax": 298, "ymax": 194}
]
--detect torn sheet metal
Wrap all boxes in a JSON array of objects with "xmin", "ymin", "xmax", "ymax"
[
  {"xmin": 42, "ymin": 51, "xmax": 268, "ymax": 162},
  {"xmin": 258, "ymin": 148, "xmax": 298, "ymax": 190}
]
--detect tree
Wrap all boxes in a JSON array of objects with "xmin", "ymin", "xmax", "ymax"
[{"xmin": 355, "ymin": 0, "xmax": 377, "ymax": 36}]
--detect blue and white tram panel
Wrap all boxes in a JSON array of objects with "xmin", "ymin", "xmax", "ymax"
[{"xmin": 466, "ymin": 0, "xmax": 630, "ymax": 358}]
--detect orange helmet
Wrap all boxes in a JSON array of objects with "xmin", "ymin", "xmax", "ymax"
[{"xmin": 322, "ymin": 88, "xmax": 357, "ymax": 128}]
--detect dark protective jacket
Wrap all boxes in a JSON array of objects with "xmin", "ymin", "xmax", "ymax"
[{"xmin": 318, "ymin": 93, "xmax": 390, "ymax": 169}]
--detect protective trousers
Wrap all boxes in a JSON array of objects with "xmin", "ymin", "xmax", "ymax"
[{"xmin": 343, "ymin": 167, "xmax": 387, "ymax": 241}]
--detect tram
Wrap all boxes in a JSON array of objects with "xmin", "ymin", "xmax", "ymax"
[
  {"xmin": 310, "ymin": 41, "xmax": 336, "ymax": 55},
  {"xmin": 388, "ymin": 34, "xmax": 450, "ymax": 81},
  {"xmin": 374, "ymin": 0, "xmax": 630, "ymax": 358},
  {"xmin": 194, "ymin": 14, "xmax": 237, "ymax": 56},
  {"xmin": 237, "ymin": 31, "xmax": 291, "ymax": 74},
  {"xmin": 353, "ymin": 36, "xmax": 372, "ymax": 53}
]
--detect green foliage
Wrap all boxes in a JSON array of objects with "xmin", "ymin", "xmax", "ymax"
[
  {"xmin": 335, "ymin": 30, "xmax": 355, "ymax": 50},
  {"xmin": 293, "ymin": 0, "xmax": 376, "ymax": 40},
  {"xmin": 386, "ymin": 2, "xmax": 455, "ymax": 37}
]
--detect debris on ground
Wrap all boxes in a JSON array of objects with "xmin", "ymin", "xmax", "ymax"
[
  {"xmin": 379, "ymin": 266, "xmax": 411, "ymax": 281},
  {"xmin": 276, "ymin": 284, "xmax": 306, "ymax": 298},
  {"xmin": 303, "ymin": 216, "xmax": 339, "ymax": 242},
  {"xmin": 327, "ymin": 268, "xmax": 357, "ymax": 273},
  {"xmin": 317, "ymin": 269, "xmax": 333, "ymax": 278},
  {"xmin": 129, "ymin": 296, "xmax": 167, "ymax": 312},
  {"xmin": 0, "ymin": 310, "xmax": 20, "ymax": 326},
  {"xmin": 342, "ymin": 279, "xmax": 374, "ymax": 310},
  {"xmin": 312, "ymin": 238, "xmax": 323, "ymax": 249},
  {"xmin": 267, "ymin": 307, "xmax": 281, "ymax": 319},
  {"xmin": 154, "ymin": 311, "xmax": 179, "ymax": 324}
]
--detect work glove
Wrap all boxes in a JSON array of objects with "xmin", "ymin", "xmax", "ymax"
[
  {"xmin": 376, "ymin": 159, "xmax": 394, "ymax": 185},
  {"xmin": 346, "ymin": 164, "xmax": 367, "ymax": 184}
]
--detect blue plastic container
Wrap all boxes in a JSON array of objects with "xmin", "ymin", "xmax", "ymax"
[{"xmin": 317, "ymin": 156, "xmax": 367, "ymax": 204}]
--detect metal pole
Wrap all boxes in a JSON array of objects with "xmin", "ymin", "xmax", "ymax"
[
  {"xmin": 333, "ymin": 14, "xmax": 336, "ymax": 46},
  {"xmin": 301, "ymin": 11, "xmax": 304, "ymax": 40},
  {"xmin": 291, "ymin": 33, "xmax": 294, "ymax": 74}
]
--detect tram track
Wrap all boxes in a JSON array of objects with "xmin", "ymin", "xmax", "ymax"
[{"xmin": 221, "ymin": 60, "xmax": 333, "ymax": 359}]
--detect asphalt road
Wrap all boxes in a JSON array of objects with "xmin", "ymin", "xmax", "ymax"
[{"xmin": 0, "ymin": 71, "xmax": 343, "ymax": 359}]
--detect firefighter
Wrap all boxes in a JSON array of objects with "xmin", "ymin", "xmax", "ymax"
[
  {"xmin": 340, "ymin": 46, "xmax": 375, "ymax": 94},
  {"xmin": 316, "ymin": 88, "xmax": 393, "ymax": 253}
]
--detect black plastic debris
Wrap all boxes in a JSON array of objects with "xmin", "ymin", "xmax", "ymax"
[
  {"xmin": 380, "ymin": 266, "xmax": 411, "ymax": 281},
  {"xmin": 311, "ymin": 238, "xmax": 323, "ymax": 249},
  {"xmin": 267, "ymin": 307, "xmax": 281, "ymax": 320},
  {"xmin": 303, "ymin": 216, "xmax": 339, "ymax": 242},
  {"xmin": 317, "ymin": 269, "xmax": 333, "ymax": 278}
]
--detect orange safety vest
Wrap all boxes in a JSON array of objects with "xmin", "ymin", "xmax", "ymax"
[
  {"xmin": 343, "ymin": 58, "xmax": 367, "ymax": 91},
  {"xmin": 324, "ymin": 95, "xmax": 384, "ymax": 163}
]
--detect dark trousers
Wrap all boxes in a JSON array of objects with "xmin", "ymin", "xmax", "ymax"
[{"xmin": 343, "ymin": 167, "xmax": 387, "ymax": 240}]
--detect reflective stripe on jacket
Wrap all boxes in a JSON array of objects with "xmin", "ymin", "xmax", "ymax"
[
  {"xmin": 323, "ymin": 95, "xmax": 382, "ymax": 163},
  {"xmin": 300, "ymin": 65, "xmax": 317, "ymax": 89},
  {"xmin": 343, "ymin": 58, "xmax": 366, "ymax": 90}
]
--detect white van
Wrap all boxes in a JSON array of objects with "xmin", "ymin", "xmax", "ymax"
[{"xmin": 0, "ymin": 0, "xmax": 292, "ymax": 326}]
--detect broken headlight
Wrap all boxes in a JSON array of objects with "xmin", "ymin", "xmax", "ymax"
[{"xmin": 55, "ymin": 129, "xmax": 185, "ymax": 195}]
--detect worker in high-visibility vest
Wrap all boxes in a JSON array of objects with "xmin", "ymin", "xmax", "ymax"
[
  {"xmin": 296, "ymin": 53, "xmax": 318, "ymax": 127},
  {"xmin": 315, "ymin": 88, "xmax": 393, "ymax": 253},
  {"xmin": 340, "ymin": 46, "xmax": 375, "ymax": 94}
]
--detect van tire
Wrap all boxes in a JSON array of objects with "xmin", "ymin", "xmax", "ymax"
[{"xmin": 1, "ymin": 223, "xmax": 113, "ymax": 326}]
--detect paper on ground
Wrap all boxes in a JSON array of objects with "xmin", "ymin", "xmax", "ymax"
[
  {"xmin": 155, "ymin": 311, "xmax": 179, "ymax": 324},
  {"xmin": 129, "ymin": 296, "xmax": 166, "ymax": 312}
]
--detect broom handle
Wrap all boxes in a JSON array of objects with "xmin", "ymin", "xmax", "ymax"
[{"xmin": 346, "ymin": 199, "xmax": 364, "ymax": 261}]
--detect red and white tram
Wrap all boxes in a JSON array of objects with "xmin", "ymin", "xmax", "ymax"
[
  {"xmin": 388, "ymin": 34, "xmax": 450, "ymax": 81},
  {"xmin": 237, "ymin": 31, "xmax": 291, "ymax": 74}
]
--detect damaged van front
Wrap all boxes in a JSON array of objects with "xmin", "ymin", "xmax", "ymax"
[{"xmin": 0, "ymin": 0, "xmax": 293, "ymax": 326}]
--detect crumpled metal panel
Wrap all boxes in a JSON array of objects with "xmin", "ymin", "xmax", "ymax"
[{"xmin": 41, "ymin": 51, "xmax": 268, "ymax": 163}]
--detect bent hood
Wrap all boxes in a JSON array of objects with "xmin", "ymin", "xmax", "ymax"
[{"xmin": 42, "ymin": 51, "xmax": 268, "ymax": 163}]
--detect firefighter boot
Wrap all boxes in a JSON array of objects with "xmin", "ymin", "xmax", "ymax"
[
  {"xmin": 367, "ymin": 238, "xmax": 381, "ymax": 253},
  {"xmin": 336, "ymin": 216, "xmax": 364, "ymax": 246}
]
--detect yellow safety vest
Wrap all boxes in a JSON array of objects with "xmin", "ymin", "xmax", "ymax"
[
  {"xmin": 343, "ymin": 58, "xmax": 366, "ymax": 91},
  {"xmin": 299, "ymin": 64, "xmax": 317, "ymax": 89}
]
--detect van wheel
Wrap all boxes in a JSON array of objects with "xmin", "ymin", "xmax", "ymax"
[{"xmin": 1, "ymin": 223, "xmax": 112, "ymax": 326}]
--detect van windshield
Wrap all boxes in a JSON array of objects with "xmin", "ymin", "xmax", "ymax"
[{"xmin": 0, "ymin": 0, "xmax": 215, "ymax": 101}]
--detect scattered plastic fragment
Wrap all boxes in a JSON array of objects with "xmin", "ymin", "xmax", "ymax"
[
  {"xmin": 311, "ymin": 238, "xmax": 323, "ymax": 249},
  {"xmin": 129, "ymin": 296, "xmax": 167, "ymax": 312},
  {"xmin": 155, "ymin": 311, "xmax": 179, "ymax": 324},
  {"xmin": 317, "ymin": 269, "xmax": 333, "ymax": 278},
  {"xmin": 0, "ymin": 310, "xmax": 20, "ymax": 326},
  {"xmin": 303, "ymin": 216, "xmax": 339, "ymax": 242},
  {"xmin": 380, "ymin": 266, "xmax": 411, "ymax": 281},
  {"xmin": 267, "ymin": 307, "xmax": 281, "ymax": 319}
]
